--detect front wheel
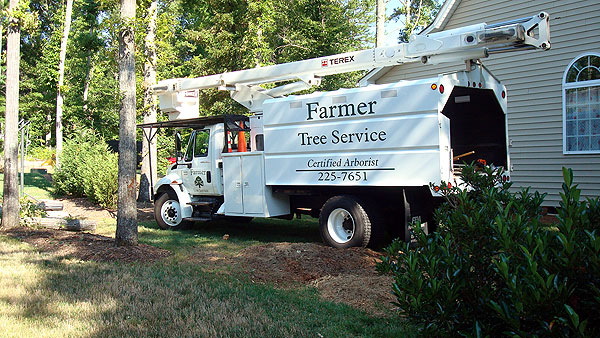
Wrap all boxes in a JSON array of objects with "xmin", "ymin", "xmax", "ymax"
[
  {"xmin": 154, "ymin": 192, "xmax": 192, "ymax": 230},
  {"xmin": 319, "ymin": 195, "xmax": 383, "ymax": 248}
]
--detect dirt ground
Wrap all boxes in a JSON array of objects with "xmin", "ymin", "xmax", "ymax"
[
  {"xmin": 6, "ymin": 227, "xmax": 171, "ymax": 263},
  {"xmin": 6, "ymin": 197, "xmax": 396, "ymax": 316},
  {"xmin": 57, "ymin": 197, "xmax": 155, "ymax": 222},
  {"xmin": 233, "ymin": 242, "xmax": 396, "ymax": 315}
]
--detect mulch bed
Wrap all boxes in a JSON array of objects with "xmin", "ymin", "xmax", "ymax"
[
  {"xmin": 5, "ymin": 227, "xmax": 171, "ymax": 263},
  {"xmin": 232, "ymin": 242, "xmax": 396, "ymax": 316},
  {"xmin": 235, "ymin": 242, "xmax": 381, "ymax": 284}
]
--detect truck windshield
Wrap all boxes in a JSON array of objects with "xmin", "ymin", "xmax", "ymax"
[{"xmin": 183, "ymin": 130, "xmax": 194, "ymax": 162}]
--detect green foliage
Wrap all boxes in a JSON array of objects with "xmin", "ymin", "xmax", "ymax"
[
  {"xmin": 27, "ymin": 146, "xmax": 55, "ymax": 161},
  {"xmin": 19, "ymin": 196, "xmax": 47, "ymax": 223},
  {"xmin": 157, "ymin": 0, "xmax": 375, "ymax": 116},
  {"xmin": 3, "ymin": 0, "xmax": 374, "ymax": 152},
  {"xmin": 390, "ymin": 0, "xmax": 440, "ymax": 42},
  {"xmin": 2, "ymin": 0, "xmax": 39, "ymax": 31},
  {"xmin": 53, "ymin": 131, "xmax": 118, "ymax": 208},
  {"xmin": 156, "ymin": 128, "xmax": 174, "ymax": 176},
  {"xmin": 378, "ymin": 165, "xmax": 600, "ymax": 336}
]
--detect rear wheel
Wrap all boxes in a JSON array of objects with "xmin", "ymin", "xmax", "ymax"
[
  {"xmin": 319, "ymin": 195, "xmax": 384, "ymax": 248},
  {"xmin": 154, "ymin": 192, "xmax": 193, "ymax": 230}
]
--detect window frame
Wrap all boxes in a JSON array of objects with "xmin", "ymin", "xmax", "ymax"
[{"xmin": 562, "ymin": 52, "xmax": 600, "ymax": 154}]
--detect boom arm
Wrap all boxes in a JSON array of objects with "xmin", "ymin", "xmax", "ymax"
[{"xmin": 154, "ymin": 12, "xmax": 549, "ymax": 112}]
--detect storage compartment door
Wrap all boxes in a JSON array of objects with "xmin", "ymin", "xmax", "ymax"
[
  {"xmin": 241, "ymin": 155, "xmax": 265, "ymax": 214},
  {"xmin": 223, "ymin": 156, "xmax": 243, "ymax": 214}
]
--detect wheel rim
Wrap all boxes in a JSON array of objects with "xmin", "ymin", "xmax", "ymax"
[
  {"xmin": 161, "ymin": 199, "xmax": 182, "ymax": 227},
  {"xmin": 327, "ymin": 208, "xmax": 355, "ymax": 244}
]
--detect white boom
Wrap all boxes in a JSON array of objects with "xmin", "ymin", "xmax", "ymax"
[{"xmin": 154, "ymin": 12, "xmax": 549, "ymax": 113}]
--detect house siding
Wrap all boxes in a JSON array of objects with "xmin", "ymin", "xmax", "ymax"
[{"xmin": 374, "ymin": 0, "xmax": 600, "ymax": 205}]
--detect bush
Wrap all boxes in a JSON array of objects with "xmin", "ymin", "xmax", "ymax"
[
  {"xmin": 378, "ymin": 165, "xmax": 600, "ymax": 337},
  {"xmin": 19, "ymin": 196, "xmax": 47, "ymax": 226},
  {"xmin": 53, "ymin": 131, "xmax": 118, "ymax": 208},
  {"xmin": 27, "ymin": 146, "xmax": 55, "ymax": 161}
]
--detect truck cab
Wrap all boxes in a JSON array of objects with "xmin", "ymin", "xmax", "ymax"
[{"xmin": 149, "ymin": 115, "xmax": 249, "ymax": 229}]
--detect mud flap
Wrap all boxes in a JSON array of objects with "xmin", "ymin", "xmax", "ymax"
[{"xmin": 402, "ymin": 187, "xmax": 436, "ymax": 242}]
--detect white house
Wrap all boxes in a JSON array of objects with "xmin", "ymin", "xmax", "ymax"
[{"xmin": 361, "ymin": 0, "xmax": 600, "ymax": 206}]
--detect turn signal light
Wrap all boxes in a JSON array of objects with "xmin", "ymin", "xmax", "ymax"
[{"xmin": 431, "ymin": 83, "xmax": 437, "ymax": 90}]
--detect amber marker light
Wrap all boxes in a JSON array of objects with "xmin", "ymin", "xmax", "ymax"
[{"xmin": 431, "ymin": 83, "xmax": 437, "ymax": 90}]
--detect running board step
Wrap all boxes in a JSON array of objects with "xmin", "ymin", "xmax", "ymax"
[
  {"xmin": 187, "ymin": 201, "xmax": 213, "ymax": 206},
  {"xmin": 183, "ymin": 217, "xmax": 212, "ymax": 222}
]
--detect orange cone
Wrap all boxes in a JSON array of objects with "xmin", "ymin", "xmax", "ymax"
[
  {"xmin": 227, "ymin": 131, "xmax": 232, "ymax": 152},
  {"xmin": 238, "ymin": 122, "xmax": 247, "ymax": 152}
]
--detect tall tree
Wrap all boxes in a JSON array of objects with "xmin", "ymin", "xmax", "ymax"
[
  {"xmin": 0, "ymin": 0, "xmax": 4, "ymax": 66},
  {"xmin": 158, "ymin": 0, "xmax": 374, "ymax": 116},
  {"xmin": 139, "ymin": 0, "xmax": 157, "ymax": 202},
  {"xmin": 376, "ymin": 0, "xmax": 386, "ymax": 47},
  {"xmin": 391, "ymin": 0, "xmax": 440, "ymax": 42},
  {"xmin": 55, "ymin": 0, "xmax": 74, "ymax": 167},
  {"xmin": 2, "ymin": 0, "xmax": 21, "ymax": 229},
  {"xmin": 115, "ymin": 0, "xmax": 137, "ymax": 246}
]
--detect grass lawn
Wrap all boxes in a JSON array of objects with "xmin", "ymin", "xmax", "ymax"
[
  {"xmin": 0, "ymin": 226, "xmax": 411, "ymax": 338},
  {"xmin": 94, "ymin": 217, "xmax": 323, "ymax": 259},
  {"xmin": 0, "ymin": 173, "xmax": 54, "ymax": 200},
  {"xmin": 0, "ymin": 173, "xmax": 411, "ymax": 337}
]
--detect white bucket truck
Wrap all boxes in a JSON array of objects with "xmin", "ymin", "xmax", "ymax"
[{"xmin": 139, "ymin": 13, "xmax": 550, "ymax": 248}]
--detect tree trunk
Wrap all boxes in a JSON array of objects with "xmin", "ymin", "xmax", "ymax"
[
  {"xmin": 115, "ymin": 0, "xmax": 138, "ymax": 246},
  {"xmin": 55, "ymin": 0, "xmax": 74, "ymax": 168},
  {"xmin": 2, "ymin": 0, "xmax": 21, "ymax": 230},
  {"xmin": 82, "ymin": 28, "xmax": 95, "ymax": 113},
  {"xmin": 0, "ymin": 0, "xmax": 4, "ymax": 70},
  {"xmin": 139, "ymin": 0, "xmax": 158, "ymax": 203},
  {"xmin": 376, "ymin": 0, "xmax": 386, "ymax": 47}
]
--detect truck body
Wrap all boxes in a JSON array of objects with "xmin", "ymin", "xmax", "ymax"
[{"xmin": 140, "ymin": 13, "xmax": 549, "ymax": 248}]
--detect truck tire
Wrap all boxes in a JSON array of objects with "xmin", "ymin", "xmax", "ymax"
[
  {"xmin": 319, "ymin": 195, "xmax": 384, "ymax": 249},
  {"xmin": 154, "ymin": 192, "xmax": 193, "ymax": 230}
]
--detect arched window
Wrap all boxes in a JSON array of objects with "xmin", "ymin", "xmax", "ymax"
[{"xmin": 563, "ymin": 53, "xmax": 600, "ymax": 153}]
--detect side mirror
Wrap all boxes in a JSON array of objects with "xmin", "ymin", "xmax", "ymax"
[{"xmin": 175, "ymin": 132, "xmax": 183, "ymax": 160}]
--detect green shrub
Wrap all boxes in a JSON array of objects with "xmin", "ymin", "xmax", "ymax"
[
  {"xmin": 53, "ymin": 131, "xmax": 118, "ymax": 208},
  {"xmin": 19, "ymin": 196, "xmax": 47, "ymax": 226},
  {"xmin": 378, "ymin": 165, "xmax": 600, "ymax": 337},
  {"xmin": 27, "ymin": 146, "xmax": 55, "ymax": 161}
]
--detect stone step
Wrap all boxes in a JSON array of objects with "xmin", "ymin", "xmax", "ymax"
[
  {"xmin": 24, "ymin": 217, "xmax": 97, "ymax": 231},
  {"xmin": 38, "ymin": 200, "xmax": 64, "ymax": 211},
  {"xmin": 46, "ymin": 210, "xmax": 70, "ymax": 219}
]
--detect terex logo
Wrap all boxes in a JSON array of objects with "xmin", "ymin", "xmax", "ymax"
[{"xmin": 321, "ymin": 55, "xmax": 355, "ymax": 67}]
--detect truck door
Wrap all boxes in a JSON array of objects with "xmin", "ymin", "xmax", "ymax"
[{"xmin": 181, "ymin": 129, "xmax": 217, "ymax": 196}]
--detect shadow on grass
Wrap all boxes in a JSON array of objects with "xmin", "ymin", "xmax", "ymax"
[
  {"xmin": 0, "ymin": 236, "xmax": 413, "ymax": 338},
  {"xmin": 23, "ymin": 173, "xmax": 52, "ymax": 189},
  {"xmin": 137, "ymin": 217, "xmax": 322, "ymax": 255},
  {"xmin": 0, "ymin": 173, "xmax": 55, "ymax": 199}
]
